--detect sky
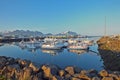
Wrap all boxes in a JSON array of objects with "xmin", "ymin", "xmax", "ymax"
[{"xmin": 0, "ymin": 0, "xmax": 120, "ymax": 35}]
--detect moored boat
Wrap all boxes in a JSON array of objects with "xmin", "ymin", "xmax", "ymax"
[
  {"xmin": 68, "ymin": 42, "xmax": 89, "ymax": 50},
  {"xmin": 82, "ymin": 39, "xmax": 94, "ymax": 46},
  {"xmin": 41, "ymin": 41, "xmax": 63, "ymax": 50}
]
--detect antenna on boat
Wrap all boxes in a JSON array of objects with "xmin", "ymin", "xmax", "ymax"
[{"xmin": 104, "ymin": 16, "xmax": 107, "ymax": 36}]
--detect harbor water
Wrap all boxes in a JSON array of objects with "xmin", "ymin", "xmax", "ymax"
[{"xmin": 0, "ymin": 37, "xmax": 104, "ymax": 71}]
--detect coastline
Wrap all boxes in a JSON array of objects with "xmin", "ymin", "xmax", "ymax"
[
  {"xmin": 97, "ymin": 36, "xmax": 120, "ymax": 71},
  {"xmin": 97, "ymin": 36, "xmax": 120, "ymax": 52}
]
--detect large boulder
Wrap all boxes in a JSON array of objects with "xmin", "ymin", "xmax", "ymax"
[
  {"xmin": 59, "ymin": 70, "xmax": 65, "ymax": 77},
  {"xmin": 78, "ymin": 74, "xmax": 91, "ymax": 80},
  {"xmin": 71, "ymin": 77, "xmax": 81, "ymax": 80},
  {"xmin": 51, "ymin": 76, "xmax": 57, "ymax": 80},
  {"xmin": 7, "ymin": 64, "xmax": 20, "ymax": 71},
  {"xmin": 41, "ymin": 64, "xmax": 59, "ymax": 78},
  {"xmin": 31, "ymin": 75, "xmax": 39, "ymax": 80},
  {"xmin": 42, "ymin": 65, "xmax": 52, "ymax": 78},
  {"xmin": 73, "ymin": 74, "xmax": 80, "ymax": 78},
  {"xmin": 108, "ymin": 74, "xmax": 119, "ymax": 80},
  {"xmin": 102, "ymin": 77, "xmax": 113, "ymax": 80},
  {"xmin": 99, "ymin": 70, "xmax": 108, "ymax": 77},
  {"xmin": 23, "ymin": 67, "xmax": 33, "ymax": 80},
  {"xmin": 17, "ymin": 59, "xmax": 31, "ymax": 68},
  {"xmin": 74, "ymin": 66, "xmax": 82, "ymax": 73},
  {"xmin": 88, "ymin": 69, "xmax": 98, "ymax": 77},
  {"xmin": 15, "ymin": 69, "xmax": 24, "ymax": 80},
  {"xmin": 6, "ymin": 57, "xmax": 15, "ymax": 65},
  {"xmin": 48, "ymin": 64, "xmax": 59, "ymax": 75},
  {"xmin": 29, "ymin": 62, "xmax": 39, "ymax": 72},
  {"xmin": 65, "ymin": 74, "xmax": 71, "ymax": 79},
  {"xmin": 65, "ymin": 66, "xmax": 74, "ymax": 75},
  {"xmin": 80, "ymin": 70, "xmax": 87, "ymax": 75},
  {"xmin": 35, "ymin": 72, "xmax": 43, "ymax": 79}
]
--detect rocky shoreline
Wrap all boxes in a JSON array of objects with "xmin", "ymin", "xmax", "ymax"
[
  {"xmin": 0, "ymin": 56, "xmax": 120, "ymax": 80},
  {"xmin": 97, "ymin": 36, "xmax": 120, "ymax": 71},
  {"xmin": 97, "ymin": 36, "xmax": 120, "ymax": 52}
]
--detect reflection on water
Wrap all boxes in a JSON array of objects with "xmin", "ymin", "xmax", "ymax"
[
  {"xmin": 68, "ymin": 49, "xmax": 88, "ymax": 55},
  {"xmin": 0, "ymin": 43, "xmax": 4, "ymax": 47},
  {"xmin": 41, "ymin": 49, "xmax": 63, "ymax": 56},
  {"xmin": 17, "ymin": 42, "xmax": 88, "ymax": 55},
  {"xmin": 27, "ymin": 48, "xmax": 37, "ymax": 53},
  {"xmin": 15, "ymin": 42, "xmax": 38, "ymax": 53}
]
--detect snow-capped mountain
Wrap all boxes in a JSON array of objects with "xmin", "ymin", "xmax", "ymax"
[{"xmin": 56, "ymin": 31, "xmax": 78, "ymax": 36}]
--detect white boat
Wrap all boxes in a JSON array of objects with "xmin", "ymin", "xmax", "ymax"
[
  {"xmin": 68, "ymin": 39, "xmax": 78, "ymax": 44},
  {"xmin": 82, "ymin": 39, "xmax": 94, "ymax": 46},
  {"xmin": 44, "ymin": 38, "xmax": 57, "ymax": 43},
  {"xmin": 68, "ymin": 42, "xmax": 89, "ymax": 50},
  {"xmin": 41, "ymin": 41, "xmax": 63, "ymax": 50}
]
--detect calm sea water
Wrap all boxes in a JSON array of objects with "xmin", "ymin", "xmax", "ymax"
[{"xmin": 0, "ymin": 37, "xmax": 104, "ymax": 71}]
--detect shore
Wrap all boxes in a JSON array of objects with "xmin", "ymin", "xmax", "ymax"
[
  {"xmin": 97, "ymin": 36, "xmax": 120, "ymax": 71},
  {"xmin": 0, "ymin": 56, "xmax": 120, "ymax": 80},
  {"xmin": 97, "ymin": 36, "xmax": 120, "ymax": 52}
]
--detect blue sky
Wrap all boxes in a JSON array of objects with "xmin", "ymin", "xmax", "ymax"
[{"xmin": 0, "ymin": 0, "xmax": 120, "ymax": 35}]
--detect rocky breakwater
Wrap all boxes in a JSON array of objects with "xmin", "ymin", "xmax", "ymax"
[
  {"xmin": 97, "ymin": 36, "xmax": 120, "ymax": 71},
  {"xmin": 97, "ymin": 36, "xmax": 120, "ymax": 52},
  {"xmin": 1, "ymin": 56, "xmax": 120, "ymax": 80}
]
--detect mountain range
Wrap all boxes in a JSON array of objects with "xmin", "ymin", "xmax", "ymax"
[{"xmin": 1, "ymin": 30, "xmax": 79, "ymax": 37}]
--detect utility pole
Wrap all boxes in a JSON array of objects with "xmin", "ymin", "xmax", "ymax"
[{"xmin": 104, "ymin": 16, "xmax": 106, "ymax": 36}]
